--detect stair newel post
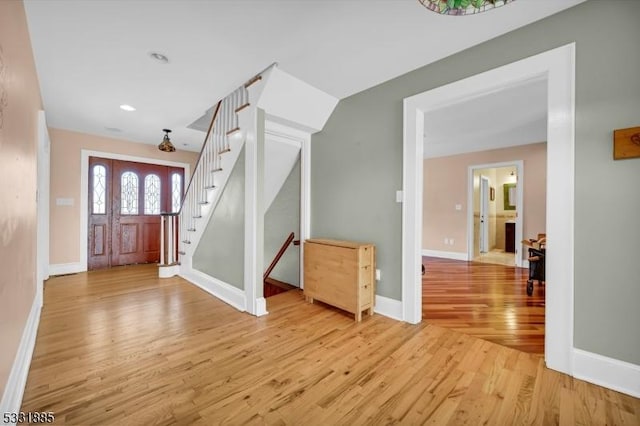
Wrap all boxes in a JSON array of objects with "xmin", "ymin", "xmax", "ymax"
[
  {"xmin": 167, "ymin": 213, "xmax": 174, "ymax": 264},
  {"xmin": 173, "ymin": 214, "xmax": 179, "ymax": 262},
  {"xmin": 160, "ymin": 214, "xmax": 165, "ymax": 265}
]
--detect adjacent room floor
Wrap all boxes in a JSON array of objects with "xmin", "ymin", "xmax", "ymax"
[
  {"xmin": 21, "ymin": 264, "xmax": 637, "ymax": 424},
  {"xmin": 473, "ymin": 249, "xmax": 516, "ymax": 267},
  {"xmin": 422, "ymin": 256, "xmax": 545, "ymax": 354}
]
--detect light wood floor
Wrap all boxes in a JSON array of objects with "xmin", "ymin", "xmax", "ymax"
[
  {"xmin": 423, "ymin": 257, "xmax": 545, "ymax": 354},
  {"xmin": 22, "ymin": 264, "xmax": 638, "ymax": 424}
]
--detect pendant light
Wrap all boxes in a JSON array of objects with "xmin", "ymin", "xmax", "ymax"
[{"xmin": 158, "ymin": 128, "xmax": 176, "ymax": 152}]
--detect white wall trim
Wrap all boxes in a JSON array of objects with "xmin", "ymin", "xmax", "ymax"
[
  {"xmin": 49, "ymin": 262, "xmax": 84, "ymax": 276},
  {"xmin": 79, "ymin": 149, "xmax": 191, "ymax": 272},
  {"xmin": 421, "ymin": 249, "xmax": 468, "ymax": 261},
  {"xmin": 374, "ymin": 295, "xmax": 403, "ymax": 321},
  {"xmin": 403, "ymin": 43, "xmax": 576, "ymax": 375},
  {"xmin": 180, "ymin": 268, "xmax": 247, "ymax": 313},
  {"xmin": 0, "ymin": 293, "xmax": 42, "ymax": 419},
  {"xmin": 573, "ymin": 349, "xmax": 640, "ymax": 398},
  {"xmin": 36, "ymin": 111, "xmax": 50, "ymax": 298}
]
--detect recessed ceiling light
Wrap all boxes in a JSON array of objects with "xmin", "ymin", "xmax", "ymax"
[
  {"xmin": 120, "ymin": 104, "xmax": 136, "ymax": 112},
  {"xmin": 149, "ymin": 52, "xmax": 169, "ymax": 64}
]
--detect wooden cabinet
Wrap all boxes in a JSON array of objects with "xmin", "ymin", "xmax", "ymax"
[
  {"xmin": 505, "ymin": 222, "xmax": 516, "ymax": 253},
  {"xmin": 304, "ymin": 239, "xmax": 375, "ymax": 322}
]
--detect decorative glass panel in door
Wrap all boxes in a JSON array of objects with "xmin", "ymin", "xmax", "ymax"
[
  {"xmin": 120, "ymin": 171, "xmax": 139, "ymax": 215},
  {"xmin": 92, "ymin": 164, "xmax": 106, "ymax": 214},
  {"xmin": 144, "ymin": 174, "xmax": 161, "ymax": 215},
  {"xmin": 171, "ymin": 173, "xmax": 182, "ymax": 213}
]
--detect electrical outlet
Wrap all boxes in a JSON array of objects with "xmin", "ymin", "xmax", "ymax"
[
  {"xmin": 375, "ymin": 269, "xmax": 381, "ymax": 281},
  {"xmin": 443, "ymin": 238, "xmax": 448, "ymax": 245},
  {"xmin": 450, "ymin": 238, "xmax": 454, "ymax": 245}
]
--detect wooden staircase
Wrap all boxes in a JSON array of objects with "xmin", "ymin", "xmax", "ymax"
[{"xmin": 159, "ymin": 72, "xmax": 265, "ymax": 273}]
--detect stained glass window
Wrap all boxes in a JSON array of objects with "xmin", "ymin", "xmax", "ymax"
[
  {"xmin": 92, "ymin": 165, "xmax": 107, "ymax": 214},
  {"xmin": 144, "ymin": 174, "xmax": 161, "ymax": 215},
  {"xmin": 171, "ymin": 173, "xmax": 182, "ymax": 213},
  {"xmin": 120, "ymin": 171, "xmax": 139, "ymax": 215}
]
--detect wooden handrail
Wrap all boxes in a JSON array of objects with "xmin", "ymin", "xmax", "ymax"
[
  {"xmin": 264, "ymin": 232, "xmax": 295, "ymax": 281},
  {"xmin": 178, "ymin": 62, "xmax": 277, "ymax": 214},
  {"xmin": 178, "ymin": 100, "xmax": 222, "ymax": 213}
]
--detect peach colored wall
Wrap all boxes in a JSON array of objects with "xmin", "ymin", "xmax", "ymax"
[
  {"xmin": 49, "ymin": 128, "xmax": 198, "ymax": 265},
  {"xmin": 0, "ymin": 0, "xmax": 42, "ymax": 396},
  {"xmin": 423, "ymin": 143, "xmax": 547, "ymax": 261}
]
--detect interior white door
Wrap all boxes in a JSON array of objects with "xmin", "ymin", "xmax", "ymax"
[{"xmin": 479, "ymin": 176, "xmax": 490, "ymax": 253}]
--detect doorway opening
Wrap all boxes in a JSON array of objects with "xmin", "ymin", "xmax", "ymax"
[
  {"xmin": 263, "ymin": 121, "xmax": 311, "ymax": 307},
  {"xmin": 470, "ymin": 162, "xmax": 523, "ymax": 268},
  {"xmin": 421, "ymin": 77, "xmax": 548, "ymax": 355}
]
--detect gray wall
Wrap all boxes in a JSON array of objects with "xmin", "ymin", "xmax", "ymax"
[
  {"xmin": 311, "ymin": 0, "xmax": 640, "ymax": 364},
  {"xmin": 264, "ymin": 156, "xmax": 301, "ymax": 286},
  {"xmin": 193, "ymin": 147, "xmax": 245, "ymax": 289}
]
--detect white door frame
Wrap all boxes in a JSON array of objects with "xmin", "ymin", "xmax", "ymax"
[
  {"xmin": 264, "ymin": 120, "xmax": 311, "ymax": 290},
  {"xmin": 403, "ymin": 43, "xmax": 575, "ymax": 375},
  {"xmin": 479, "ymin": 175, "xmax": 490, "ymax": 254},
  {"xmin": 36, "ymin": 111, "xmax": 50, "ymax": 305},
  {"xmin": 467, "ymin": 161, "xmax": 524, "ymax": 267}
]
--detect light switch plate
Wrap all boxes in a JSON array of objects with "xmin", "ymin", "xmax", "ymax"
[
  {"xmin": 56, "ymin": 198, "xmax": 74, "ymax": 206},
  {"xmin": 396, "ymin": 190, "xmax": 404, "ymax": 203}
]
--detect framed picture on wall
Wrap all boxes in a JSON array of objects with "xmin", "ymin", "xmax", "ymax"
[{"xmin": 490, "ymin": 187, "xmax": 495, "ymax": 201}]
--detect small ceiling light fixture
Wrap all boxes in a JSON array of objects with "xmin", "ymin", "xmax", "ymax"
[
  {"xmin": 418, "ymin": 0, "xmax": 516, "ymax": 16},
  {"xmin": 120, "ymin": 104, "xmax": 136, "ymax": 112},
  {"xmin": 149, "ymin": 52, "xmax": 169, "ymax": 64},
  {"xmin": 158, "ymin": 129, "xmax": 176, "ymax": 152}
]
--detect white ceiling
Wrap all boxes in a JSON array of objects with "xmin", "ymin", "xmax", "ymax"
[
  {"xmin": 24, "ymin": 0, "xmax": 584, "ymax": 152},
  {"xmin": 424, "ymin": 77, "xmax": 548, "ymax": 158}
]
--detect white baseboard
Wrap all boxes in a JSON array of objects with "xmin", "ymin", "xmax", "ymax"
[
  {"xmin": 158, "ymin": 264, "xmax": 180, "ymax": 278},
  {"xmin": 374, "ymin": 295, "xmax": 403, "ymax": 321},
  {"xmin": 255, "ymin": 297, "xmax": 268, "ymax": 317},
  {"xmin": 421, "ymin": 249, "xmax": 469, "ymax": 261},
  {"xmin": 180, "ymin": 267, "xmax": 247, "ymax": 313},
  {"xmin": 573, "ymin": 348, "xmax": 640, "ymax": 398},
  {"xmin": 0, "ymin": 294, "xmax": 42, "ymax": 420},
  {"xmin": 48, "ymin": 262, "xmax": 84, "ymax": 276}
]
